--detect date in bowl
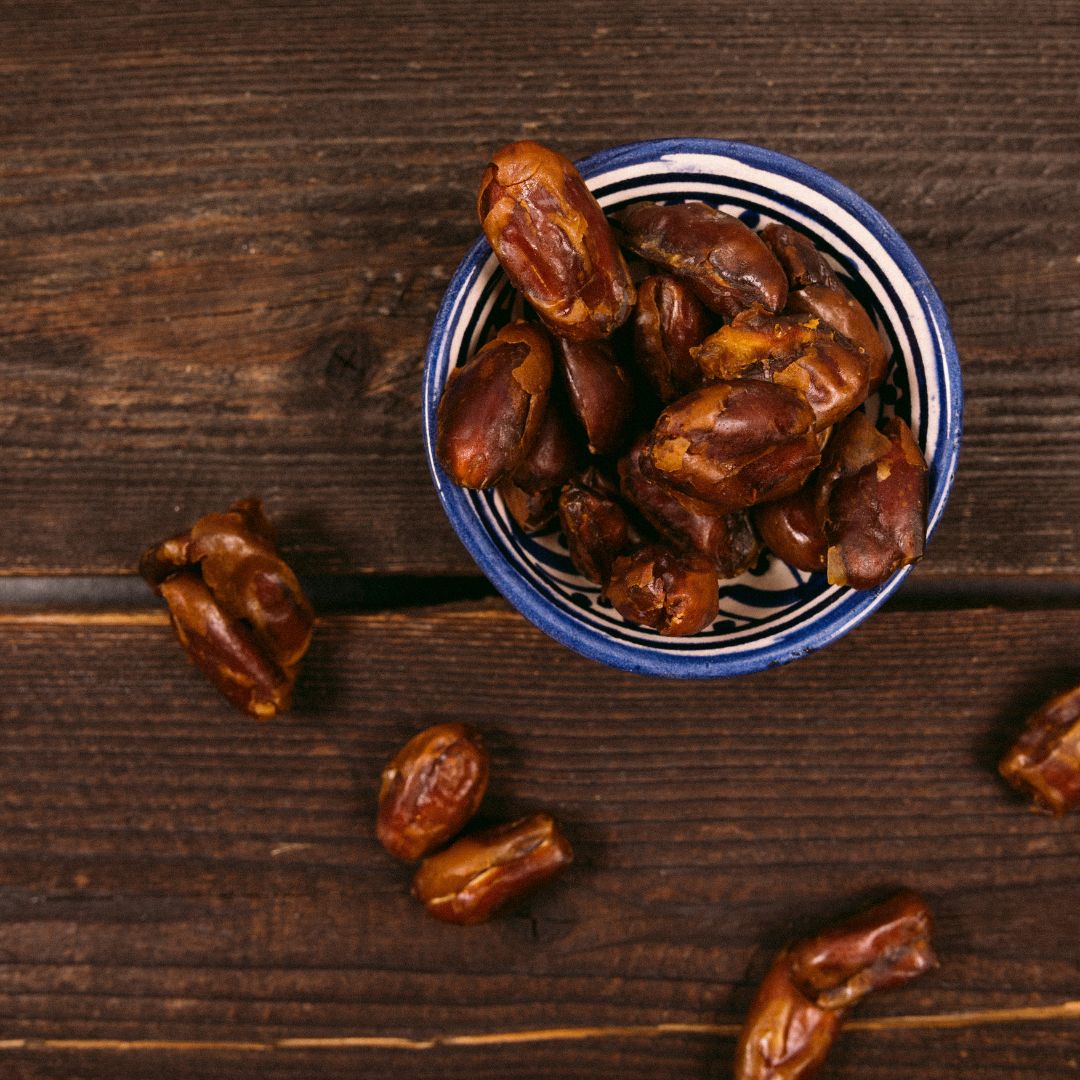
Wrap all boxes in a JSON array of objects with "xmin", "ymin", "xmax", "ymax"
[{"xmin": 422, "ymin": 138, "xmax": 962, "ymax": 678}]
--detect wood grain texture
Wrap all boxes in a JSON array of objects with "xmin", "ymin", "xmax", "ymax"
[
  {"xmin": 2, "ymin": 0, "xmax": 1078, "ymax": 576},
  {"xmin": 0, "ymin": 605, "xmax": 1077, "ymax": 1077}
]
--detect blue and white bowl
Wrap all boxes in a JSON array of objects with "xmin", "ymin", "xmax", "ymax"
[{"xmin": 422, "ymin": 139, "xmax": 962, "ymax": 678}]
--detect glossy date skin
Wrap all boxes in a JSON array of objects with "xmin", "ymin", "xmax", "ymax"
[
  {"xmin": 619, "ymin": 436, "xmax": 760, "ymax": 578},
  {"xmin": 752, "ymin": 482, "xmax": 828, "ymax": 573},
  {"xmin": 377, "ymin": 723, "xmax": 489, "ymax": 862},
  {"xmin": 412, "ymin": 813, "xmax": 573, "ymax": 925},
  {"xmin": 643, "ymin": 381, "xmax": 820, "ymax": 512},
  {"xmin": 604, "ymin": 543, "xmax": 719, "ymax": 636},
  {"xmin": 478, "ymin": 141, "xmax": 635, "ymax": 341},
  {"xmin": 735, "ymin": 892, "xmax": 936, "ymax": 1080},
  {"xmin": 558, "ymin": 469, "xmax": 634, "ymax": 583},
  {"xmin": 823, "ymin": 414, "xmax": 928, "ymax": 589},
  {"xmin": 613, "ymin": 200, "xmax": 787, "ymax": 318},
  {"xmin": 692, "ymin": 306, "xmax": 869, "ymax": 432},
  {"xmin": 632, "ymin": 274, "xmax": 711, "ymax": 402},
  {"xmin": 498, "ymin": 477, "xmax": 560, "ymax": 532},
  {"xmin": 999, "ymin": 683, "xmax": 1080, "ymax": 815},
  {"xmin": 140, "ymin": 498, "xmax": 314, "ymax": 719},
  {"xmin": 558, "ymin": 338, "xmax": 635, "ymax": 456},
  {"xmin": 436, "ymin": 322, "xmax": 553, "ymax": 489},
  {"xmin": 763, "ymin": 222, "xmax": 888, "ymax": 392}
]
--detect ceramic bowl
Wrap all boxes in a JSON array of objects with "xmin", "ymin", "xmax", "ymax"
[{"xmin": 422, "ymin": 138, "xmax": 962, "ymax": 677}]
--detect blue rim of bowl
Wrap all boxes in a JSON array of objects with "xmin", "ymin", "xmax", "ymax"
[{"xmin": 422, "ymin": 138, "xmax": 963, "ymax": 678}]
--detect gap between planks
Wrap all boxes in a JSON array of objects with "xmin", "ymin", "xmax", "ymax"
[{"xmin": 0, "ymin": 1002, "xmax": 1076, "ymax": 1054}]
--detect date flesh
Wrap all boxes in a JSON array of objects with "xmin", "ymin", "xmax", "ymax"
[
  {"xmin": 558, "ymin": 469, "xmax": 633, "ymax": 583},
  {"xmin": 412, "ymin": 813, "xmax": 573, "ymax": 925},
  {"xmin": 478, "ymin": 140, "xmax": 634, "ymax": 341},
  {"xmin": 377, "ymin": 723, "xmax": 490, "ymax": 861},
  {"xmin": 614, "ymin": 200, "xmax": 788, "ymax": 318},
  {"xmin": 823, "ymin": 414, "xmax": 927, "ymax": 589},
  {"xmin": 619, "ymin": 435, "xmax": 760, "ymax": 578},
  {"xmin": 692, "ymin": 307, "xmax": 869, "ymax": 431},
  {"xmin": 735, "ymin": 892, "xmax": 936, "ymax": 1080},
  {"xmin": 605, "ymin": 543, "xmax": 719, "ymax": 636},
  {"xmin": 436, "ymin": 322, "xmax": 553, "ymax": 489},
  {"xmin": 999, "ymin": 683, "xmax": 1080, "ymax": 815},
  {"xmin": 558, "ymin": 338, "xmax": 635, "ymax": 456},
  {"xmin": 643, "ymin": 381, "xmax": 820, "ymax": 512},
  {"xmin": 140, "ymin": 498, "xmax": 314, "ymax": 719},
  {"xmin": 632, "ymin": 274, "xmax": 711, "ymax": 402}
]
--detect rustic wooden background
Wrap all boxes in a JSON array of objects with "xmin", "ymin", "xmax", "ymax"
[{"xmin": 2, "ymin": 1, "xmax": 1078, "ymax": 1077}]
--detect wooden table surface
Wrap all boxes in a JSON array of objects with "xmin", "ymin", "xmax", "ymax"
[{"xmin": 2, "ymin": 2, "xmax": 1078, "ymax": 1077}]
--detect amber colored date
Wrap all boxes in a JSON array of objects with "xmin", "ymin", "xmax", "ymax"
[
  {"xmin": 140, "ymin": 498, "xmax": 314, "ymax": 719},
  {"xmin": 604, "ymin": 543, "xmax": 719, "ymax": 636},
  {"xmin": 558, "ymin": 338, "xmax": 635, "ymax": 456},
  {"xmin": 999, "ymin": 683, "xmax": 1080, "ymax": 815},
  {"xmin": 643, "ymin": 381, "xmax": 820, "ymax": 512},
  {"xmin": 558, "ymin": 468, "xmax": 634, "ymax": 583},
  {"xmin": 436, "ymin": 321, "xmax": 553, "ymax": 489},
  {"xmin": 632, "ymin": 274, "xmax": 711, "ymax": 402},
  {"xmin": 734, "ymin": 949, "xmax": 843, "ymax": 1080},
  {"xmin": 692, "ymin": 307, "xmax": 869, "ymax": 431},
  {"xmin": 499, "ymin": 478, "xmax": 559, "ymax": 532},
  {"xmin": 614, "ymin": 200, "xmax": 787, "ymax": 318},
  {"xmin": 412, "ymin": 813, "xmax": 573, "ymax": 925},
  {"xmin": 477, "ymin": 141, "xmax": 635, "ymax": 341},
  {"xmin": 786, "ymin": 891, "xmax": 937, "ymax": 1011},
  {"xmin": 823, "ymin": 414, "xmax": 927, "ymax": 589},
  {"xmin": 377, "ymin": 723, "xmax": 490, "ymax": 862},
  {"xmin": 619, "ymin": 436, "xmax": 760, "ymax": 578}
]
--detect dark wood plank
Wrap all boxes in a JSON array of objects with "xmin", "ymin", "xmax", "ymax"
[
  {"xmin": 0, "ymin": 606, "xmax": 1076, "ymax": 1078},
  {"xmin": 2, "ymin": 1, "xmax": 1078, "ymax": 576}
]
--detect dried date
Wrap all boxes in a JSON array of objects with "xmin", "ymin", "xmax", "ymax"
[
  {"xmin": 558, "ymin": 468, "xmax": 634, "ymax": 583},
  {"xmin": 604, "ymin": 543, "xmax": 719, "ymax": 636},
  {"xmin": 632, "ymin": 274, "xmax": 711, "ymax": 402},
  {"xmin": 999, "ymin": 683, "xmax": 1080, "ymax": 815},
  {"xmin": 558, "ymin": 338, "xmax": 635, "ymax": 456}
]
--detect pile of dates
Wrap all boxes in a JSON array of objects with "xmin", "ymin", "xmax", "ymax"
[{"xmin": 436, "ymin": 140, "xmax": 929, "ymax": 637}]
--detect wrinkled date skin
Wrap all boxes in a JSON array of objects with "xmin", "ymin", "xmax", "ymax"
[
  {"xmin": 619, "ymin": 436, "xmax": 760, "ymax": 578},
  {"xmin": 999, "ymin": 683, "xmax": 1080, "ymax": 815},
  {"xmin": 692, "ymin": 307, "xmax": 869, "ymax": 431},
  {"xmin": 558, "ymin": 338, "xmax": 635, "ymax": 455},
  {"xmin": 823, "ymin": 413, "xmax": 928, "ymax": 589},
  {"xmin": 499, "ymin": 478, "xmax": 560, "ymax": 532},
  {"xmin": 762, "ymin": 223, "xmax": 888, "ymax": 392},
  {"xmin": 436, "ymin": 322, "xmax": 553, "ymax": 489},
  {"xmin": 614, "ymin": 200, "xmax": 788, "ymax": 318},
  {"xmin": 140, "ymin": 498, "xmax": 315, "ymax": 719},
  {"xmin": 752, "ymin": 481, "xmax": 828, "ymax": 574},
  {"xmin": 509, "ymin": 392, "xmax": 578, "ymax": 494},
  {"xmin": 558, "ymin": 469, "xmax": 633, "ymax": 583},
  {"xmin": 643, "ymin": 381, "xmax": 820, "ymax": 512},
  {"xmin": 786, "ymin": 891, "xmax": 938, "ymax": 1012},
  {"xmin": 377, "ymin": 723, "xmax": 490, "ymax": 862},
  {"xmin": 632, "ymin": 274, "xmax": 711, "ymax": 402},
  {"xmin": 477, "ymin": 141, "xmax": 635, "ymax": 341},
  {"xmin": 734, "ymin": 950, "xmax": 843, "ymax": 1080},
  {"xmin": 735, "ymin": 891, "xmax": 936, "ymax": 1080},
  {"xmin": 604, "ymin": 543, "xmax": 719, "ymax": 636},
  {"xmin": 412, "ymin": 813, "xmax": 573, "ymax": 925}
]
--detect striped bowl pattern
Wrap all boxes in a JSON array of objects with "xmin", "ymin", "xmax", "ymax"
[{"xmin": 422, "ymin": 139, "xmax": 962, "ymax": 678}]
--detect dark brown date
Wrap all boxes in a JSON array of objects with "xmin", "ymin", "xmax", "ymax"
[
  {"xmin": 823, "ymin": 413, "xmax": 928, "ymax": 589},
  {"xmin": 140, "ymin": 498, "xmax": 314, "ymax": 719},
  {"xmin": 613, "ymin": 200, "xmax": 787, "ymax": 318},
  {"xmin": 619, "ymin": 436, "xmax": 760, "ymax": 578},
  {"xmin": 377, "ymin": 723, "xmax": 490, "ymax": 862},
  {"xmin": 692, "ymin": 307, "xmax": 869, "ymax": 431},
  {"xmin": 558, "ymin": 469, "xmax": 633, "ymax": 583},
  {"xmin": 436, "ymin": 321, "xmax": 553, "ymax": 489},
  {"xmin": 752, "ymin": 481, "xmax": 828, "ymax": 573},
  {"xmin": 786, "ymin": 891, "xmax": 938, "ymax": 1012},
  {"xmin": 499, "ymin": 477, "xmax": 560, "ymax": 532},
  {"xmin": 734, "ymin": 949, "xmax": 843, "ymax": 1080},
  {"xmin": 604, "ymin": 543, "xmax": 719, "ymax": 636},
  {"xmin": 412, "ymin": 813, "xmax": 573, "ymax": 925},
  {"xmin": 632, "ymin": 274, "xmax": 711, "ymax": 402},
  {"xmin": 509, "ymin": 392, "xmax": 578, "ymax": 494},
  {"xmin": 760, "ymin": 222, "xmax": 841, "ymax": 291},
  {"xmin": 999, "ymin": 683, "xmax": 1080, "ymax": 815},
  {"xmin": 558, "ymin": 338, "xmax": 635, "ymax": 455},
  {"xmin": 477, "ymin": 140, "xmax": 635, "ymax": 341},
  {"xmin": 643, "ymin": 381, "xmax": 820, "ymax": 512}
]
